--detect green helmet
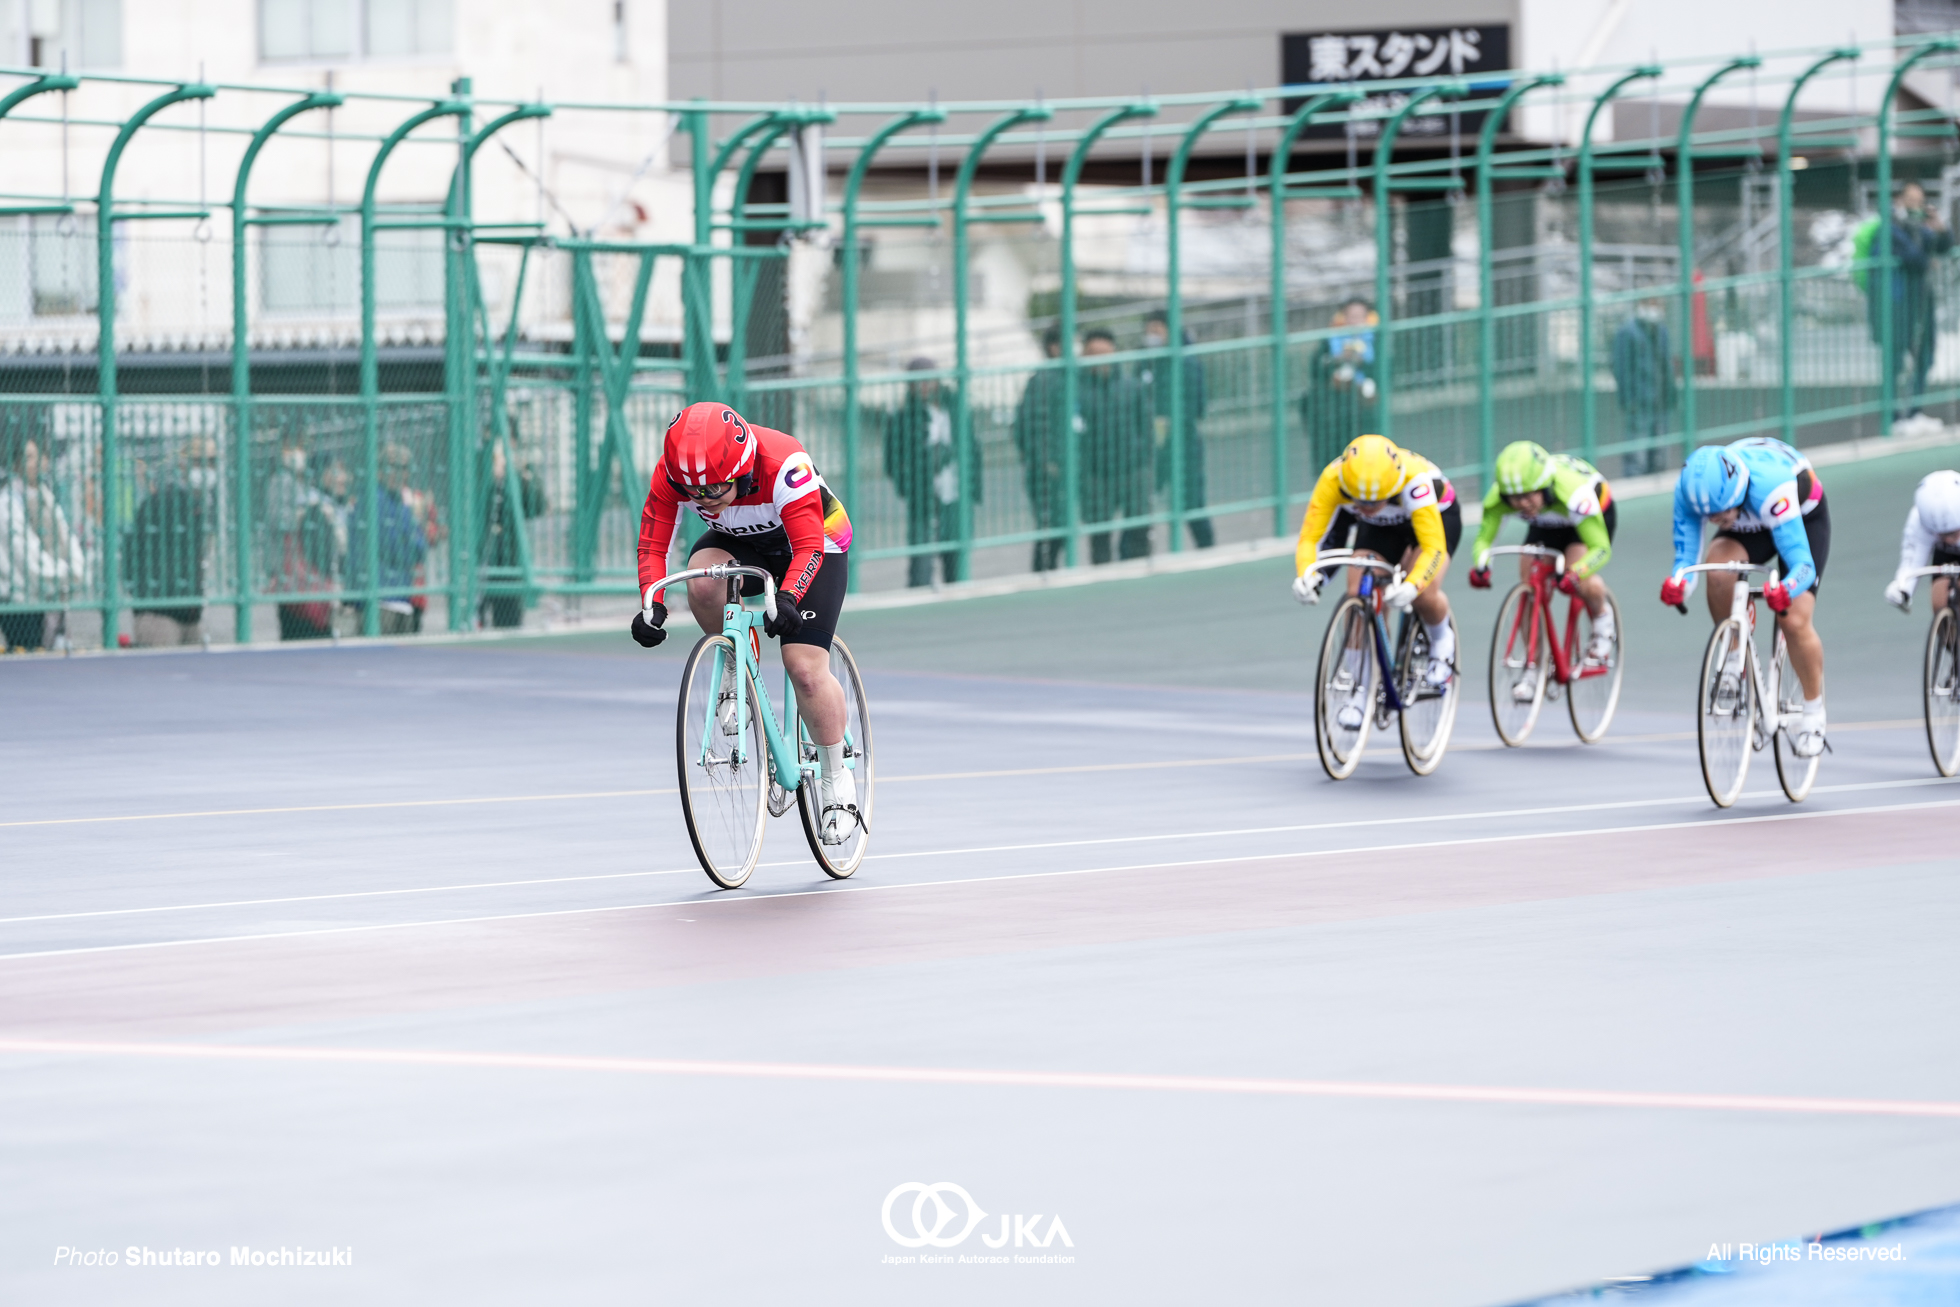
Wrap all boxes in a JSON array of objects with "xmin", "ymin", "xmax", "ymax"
[{"xmin": 1494, "ymin": 441, "xmax": 1555, "ymax": 497}]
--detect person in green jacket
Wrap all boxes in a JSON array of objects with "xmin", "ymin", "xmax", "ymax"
[{"xmin": 1467, "ymin": 441, "xmax": 1619, "ymax": 668}]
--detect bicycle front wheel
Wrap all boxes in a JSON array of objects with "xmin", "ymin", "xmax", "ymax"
[
  {"xmin": 1771, "ymin": 633, "xmax": 1818, "ymax": 802},
  {"xmin": 1567, "ymin": 591, "xmax": 1624, "ymax": 744},
  {"xmin": 1697, "ymin": 618, "xmax": 1754, "ymax": 808},
  {"xmin": 676, "ymin": 634, "xmax": 769, "ymax": 890},
  {"xmin": 1925, "ymin": 606, "xmax": 1960, "ymax": 777},
  {"xmin": 795, "ymin": 636, "xmax": 874, "ymax": 878},
  {"xmin": 1488, "ymin": 583, "xmax": 1548, "ymax": 747},
  {"xmin": 1398, "ymin": 614, "xmax": 1459, "ymax": 776},
  {"xmin": 1314, "ymin": 596, "xmax": 1376, "ymax": 780}
]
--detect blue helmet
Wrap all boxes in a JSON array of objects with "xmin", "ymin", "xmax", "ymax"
[{"xmin": 1680, "ymin": 445, "xmax": 1750, "ymax": 515}]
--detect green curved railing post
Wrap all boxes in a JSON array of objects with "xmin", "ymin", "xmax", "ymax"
[
  {"xmin": 952, "ymin": 105, "xmax": 1051, "ymax": 580},
  {"xmin": 1060, "ymin": 101, "xmax": 1157, "ymax": 567},
  {"xmin": 359, "ymin": 96, "xmax": 469, "ymax": 636},
  {"xmin": 1675, "ymin": 57, "xmax": 1761, "ymax": 461},
  {"xmin": 1778, "ymin": 48, "xmax": 1860, "ymax": 445},
  {"xmin": 97, "ymin": 81, "xmax": 216, "ymax": 647},
  {"xmin": 1163, "ymin": 95, "xmax": 1259, "ymax": 552},
  {"xmin": 683, "ymin": 102, "xmax": 719, "ymax": 403},
  {"xmin": 725, "ymin": 108, "xmax": 831, "ymax": 411},
  {"xmin": 1371, "ymin": 84, "xmax": 1462, "ymax": 442},
  {"xmin": 1269, "ymin": 91, "xmax": 1359, "ymax": 534},
  {"xmin": 228, "ymin": 90, "xmax": 343, "ymax": 644},
  {"xmin": 444, "ymin": 100, "xmax": 550, "ymax": 632},
  {"xmin": 1877, "ymin": 38, "xmax": 1960, "ymax": 436},
  {"xmin": 1578, "ymin": 66, "xmax": 1662, "ymax": 463},
  {"xmin": 1476, "ymin": 74, "xmax": 1563, "ymax": 479},
  {"xmin": 840, "ymin": 107, "xmax": 944, "ymax": 587},
  {"xmin": 0, "ymin": 71, "xmax": 79, "ymax": 122}
]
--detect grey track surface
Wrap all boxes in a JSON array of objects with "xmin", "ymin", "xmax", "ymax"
[{"xmin": 3, "ymin": 443, "xmax": 1958, "ymax": 1305}]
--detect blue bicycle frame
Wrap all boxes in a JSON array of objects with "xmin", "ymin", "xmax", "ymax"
[{"xmin": 1354, "ymin": 572, "xmax": 1408, "ymax": 715}]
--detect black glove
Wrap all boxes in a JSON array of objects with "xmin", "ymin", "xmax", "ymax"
[
  {"xmin": 630, "ymin": 602, "xmax": 667, "ymax": 648},
  {"xmin": 764, "ymin": 593, "xmax": 806, "ymax": 640}
]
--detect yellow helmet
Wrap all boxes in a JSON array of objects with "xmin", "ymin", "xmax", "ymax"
[{"xmin": 1337, "ymin": 434, "xmax": 1409, "ymax": 502}]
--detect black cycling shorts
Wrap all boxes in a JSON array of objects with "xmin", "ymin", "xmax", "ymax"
[
  {"xmin": 1326, "ymin": 497, "xmax": 1463, "ymax": 567},
  {"xmin": 1933, "ymin": 543, "xmax": 1960, "ymax": 569},
  {"xmin": 1523, "ymin": 500, "xmax": 1617, "ymax": 555},
  {"xmin": 1714, "ymin": 490, "xmax": 1831, "ymax": 592},
  {"xmin": 691, "ymin": 530, "xmax": 848, "ymax": 651}
]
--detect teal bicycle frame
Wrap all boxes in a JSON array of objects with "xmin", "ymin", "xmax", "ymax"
[{"xmin": 645, "ymin": 564, "xmax": 816, "ymax": 795}]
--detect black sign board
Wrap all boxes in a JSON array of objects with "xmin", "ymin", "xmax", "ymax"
[{"xmin": 1280, "ymin": 25, "xmax": 1511, "ymax": 139}]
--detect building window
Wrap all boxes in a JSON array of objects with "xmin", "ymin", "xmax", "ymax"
[
  {"xmin": 259, "ymin": 0, "xmax": 452, "ymax": 64},
  {"xmin": 260, "ymin": 220, "xmax": 444, "ymax": 315},
  {"xmin": 29, "ymin": 214, "xmax": 97, "ymax": 317},
  {"xmin": 24, "ymin": 0, "xmax": 122, "ymax": 70}
]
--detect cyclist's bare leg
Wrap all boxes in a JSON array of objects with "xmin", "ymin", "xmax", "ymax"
[
  {"xmin": 782, "ymin": 643, "xmax": 845, "ymax": 746},
  {"xmin": 684, "ymin": 545, "xmax": 738, "ymax": 633},
  {"xmin": 1701, "ymin": 535, "xmax": 1750, "ymax": 620},
  {"xmin": 1936, "ymin": 576, "xmax": 1953, "ymax": 610},
  {"xmin": 1343, "ymin": 549, "xmax": 1384, "ymax": 598},
  {"xmin": 1563, "ymin": 542, "xmax": 1608, "ymax": 616},
  {"xmin": 1776, "ymin": 592, "xmax": 1825, "ymax": 701},
  {"xmin": 1397, "ymin": 544, "xmax": 1452, "ymax": 626}
]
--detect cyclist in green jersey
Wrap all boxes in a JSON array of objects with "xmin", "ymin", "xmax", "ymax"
[{"xmin": 1468, "ymin": 442, "xmax": 1619, "ymax": 677}]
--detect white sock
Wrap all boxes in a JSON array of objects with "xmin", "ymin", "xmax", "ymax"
[
  {"xmin": 1425, "ymin": 619, "xmax": 1454, "ymax": 663},
  {"xmin": 1802, "ymin": 696, "xmax": 1825, "ymax": 724},
  {"xmin": 819, "ymin": 742, "xmax": 846, "ymax": 780},
  {"xmin": 1591, "ymin": 606, "xmax": 1615, "ymax": 639}
]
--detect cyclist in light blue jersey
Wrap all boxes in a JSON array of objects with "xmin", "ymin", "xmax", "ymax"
[{"xmin": 1660, "ymin": 437, "xmax": 1830, "ymax": 757}]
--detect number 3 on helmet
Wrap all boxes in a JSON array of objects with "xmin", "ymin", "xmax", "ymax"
[{"xmin": 665, "ymin": 401, "xmax": 758, "ymax": 487}]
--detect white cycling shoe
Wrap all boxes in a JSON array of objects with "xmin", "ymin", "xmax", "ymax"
[
  {"xmin": 1425, "ymin": 656, "xmax": 1454, "ymax": 687},
  {"xmin": 1586, "ymin": 632, "xmax": 1615, "ymax": 663},
  {"xmin": 1334, "ymin": 700, "xmax": 1367, "ymax": 731},
  {"xmin": 1792, "ymin": 709, "xmax": 1828, "ymax": 758},
  {"xmin": 1510, "ymin": 670, "xmax": 1540, "ymax": 702},
  {"xmin": 819, "ymin": 768, "xmax": 863, "ymax": 845}
]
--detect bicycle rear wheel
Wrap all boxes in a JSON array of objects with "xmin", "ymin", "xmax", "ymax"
[
  {"xmin": 795, "ymin": 636, "xmax": 874, "ymax": 878},
  {"xmin": 1398, "ymin": 614, "xmax": 1459, "ymax": 776},
  {"xmin": 1314, "ymin": 596, "xmax": 1376, "ymax": 780},
  {"xmin": 1771, "ymin": 633, "xmax": 1818, "ymax": 802},
  {"xmin": 1488, "ymin": 583, "xmax": 1548, "ymax": 747},
  {"xmin": 1925, "ymin": 607, "xmax": 1960, "ymax": 777},
  {"xmin": 1566, "ymin": 591, "xmax": 1624, "ymax": 744},
  {"xmin": 1697, "ymin": 619, "xmax": 1753, "ymax": 808},
  {"xmin": 676, "ymin": 634, "xmax": 768, "ymax": 889}
]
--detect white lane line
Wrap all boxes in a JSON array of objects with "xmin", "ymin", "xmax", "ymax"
[
  {"xmin": 8, "ymin": 775, "xmax": 1950, "ymax": 927},
  {"xmin": 1, "ymin": 1037, "xmax": 1955, "ymax": 1120},
  {"xmin": 1, "ymin": 720, "xmax": 1926, "ymax": 830},
  {"xmin": 2, "ymin": 797, "xmax": 1954, "ymax": 963}
]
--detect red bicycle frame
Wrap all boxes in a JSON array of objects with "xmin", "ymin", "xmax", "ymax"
[{"xmin": 1500, "ymin": 555, "xmax": 1610, "ymax": 689}]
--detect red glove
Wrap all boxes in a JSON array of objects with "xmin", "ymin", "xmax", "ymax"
[
  {"xmin": 1556, "ymin": 573, "xmax": 1578, "ymax": 596},
  {"xmin": 1660, "ymin": 577, "xmax": 1688, "ymax": 608},
  {"xmin": 1764, "ymin": 581, "xmax": 1791, "ymax": 614},
  {"xmin": 1467, "ymin": 566, "xmax": 1492, "ymax": 589}
]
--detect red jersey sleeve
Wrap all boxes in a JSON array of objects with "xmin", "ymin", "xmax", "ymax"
[{"xmin": 637, "ymin": 469, "xmax": 685, "ymax": 597}]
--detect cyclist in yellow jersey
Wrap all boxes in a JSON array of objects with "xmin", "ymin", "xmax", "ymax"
[{"xmin": 1293, "ymin": 435, "xmax": 1462, "ymax": 702}]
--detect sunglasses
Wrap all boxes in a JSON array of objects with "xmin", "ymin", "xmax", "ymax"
[{"xmin": 676, "ymin": 480, "xmax": 736, "ymax": 501}]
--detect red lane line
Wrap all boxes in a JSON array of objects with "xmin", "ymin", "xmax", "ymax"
[{"xmin": 3, "ymin": 1038, "xmax": 1957, "ymax": 1120}]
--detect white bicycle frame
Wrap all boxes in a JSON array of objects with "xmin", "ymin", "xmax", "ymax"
[{"xmin": 1676, "ymin": 560, "xmax": 1794, "ymax": 749}]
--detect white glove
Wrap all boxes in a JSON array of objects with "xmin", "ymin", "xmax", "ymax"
[
  {"xmin": 1884, "ymin": 577, "xmax": 1915, "ymax": 611},
  {"xmin": 1292, "ymin": 572, "xmax": 1323, "ymax": 605},
  {"xmin": 1382, "ymin": 579, "xmax": 1419, "ymax": 611}
]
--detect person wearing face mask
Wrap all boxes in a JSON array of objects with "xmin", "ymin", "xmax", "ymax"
[
  {"xmin": 0, "ymin": 421, "xmax": 89, "ymax": 652},
  {"xmin": 263, "ymin": 436, "xmax": 336, "ymax": 640},
  {"xmin": 125, "ymin": 436, "xmax": 219, "ymax": 647},
  {"xmin": 1867, "ymin": 181, "xmax": 1953, "ymax": 431},
  {"xmin": 1610, "ymin": 298, "xmax": 1676, "ymax": 477},
  {"xmin": 1139, "ymin": 311, "xmax": 1213, "ymax": 549}
]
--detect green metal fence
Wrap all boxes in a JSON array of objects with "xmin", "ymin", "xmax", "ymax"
[{"xmin": 5, "ymin": 40, "xmax": 1960, "ymax": 647}]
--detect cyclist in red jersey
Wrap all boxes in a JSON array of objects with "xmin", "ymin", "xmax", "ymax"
[{"xmin": 632, "ymin": 401, "xmax": 861, "ymax": 839}]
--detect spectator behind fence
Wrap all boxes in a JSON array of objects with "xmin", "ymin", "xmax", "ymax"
[
  {"xmin": 1868, "ymin": 180, "xmax": 1953, "ymax": 430},
  {"xmin": 1302, "ymin": 298, "xmax": 1378, "ymax": 470},
  {"xmin": 1014, "ymin": 328, "xmax": 1070, "ymax": 572},
  {"xmin": 126, "ymin": 436, "xmax": 217, "ymax": 647},
  {"xmin": 0, "ymin": 421, "xmax": 88, "ymax": 652},
  {"xmin": 347, "ymin": 442, "xmax": 428, "ymax": 635},
  {"xmin": 1611, "ymin": 298, "xmax": 1677, "ymax": 477},
  {"xmin": 884, "ymin": 357, "xmax": 972, "ymax": 587},
  {"xmin": 1079, "ymin": 329, "xmax": 1153, "ymax": 564},
  {"xmin": 480, "ymin": 439, "xmax": 545, "ymax": 628},
  {"xmin": 263, "ymin": 435, "xmax": 338, "ymax": 641},
  {"xmin": 1141, "ymin": 311, "xmax": 1214, "ymax": 550}
]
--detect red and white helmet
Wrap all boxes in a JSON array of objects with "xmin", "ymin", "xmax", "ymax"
[{"xmin": 664, "ymin": 401, "xmax": 758, "ymax": 487}]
